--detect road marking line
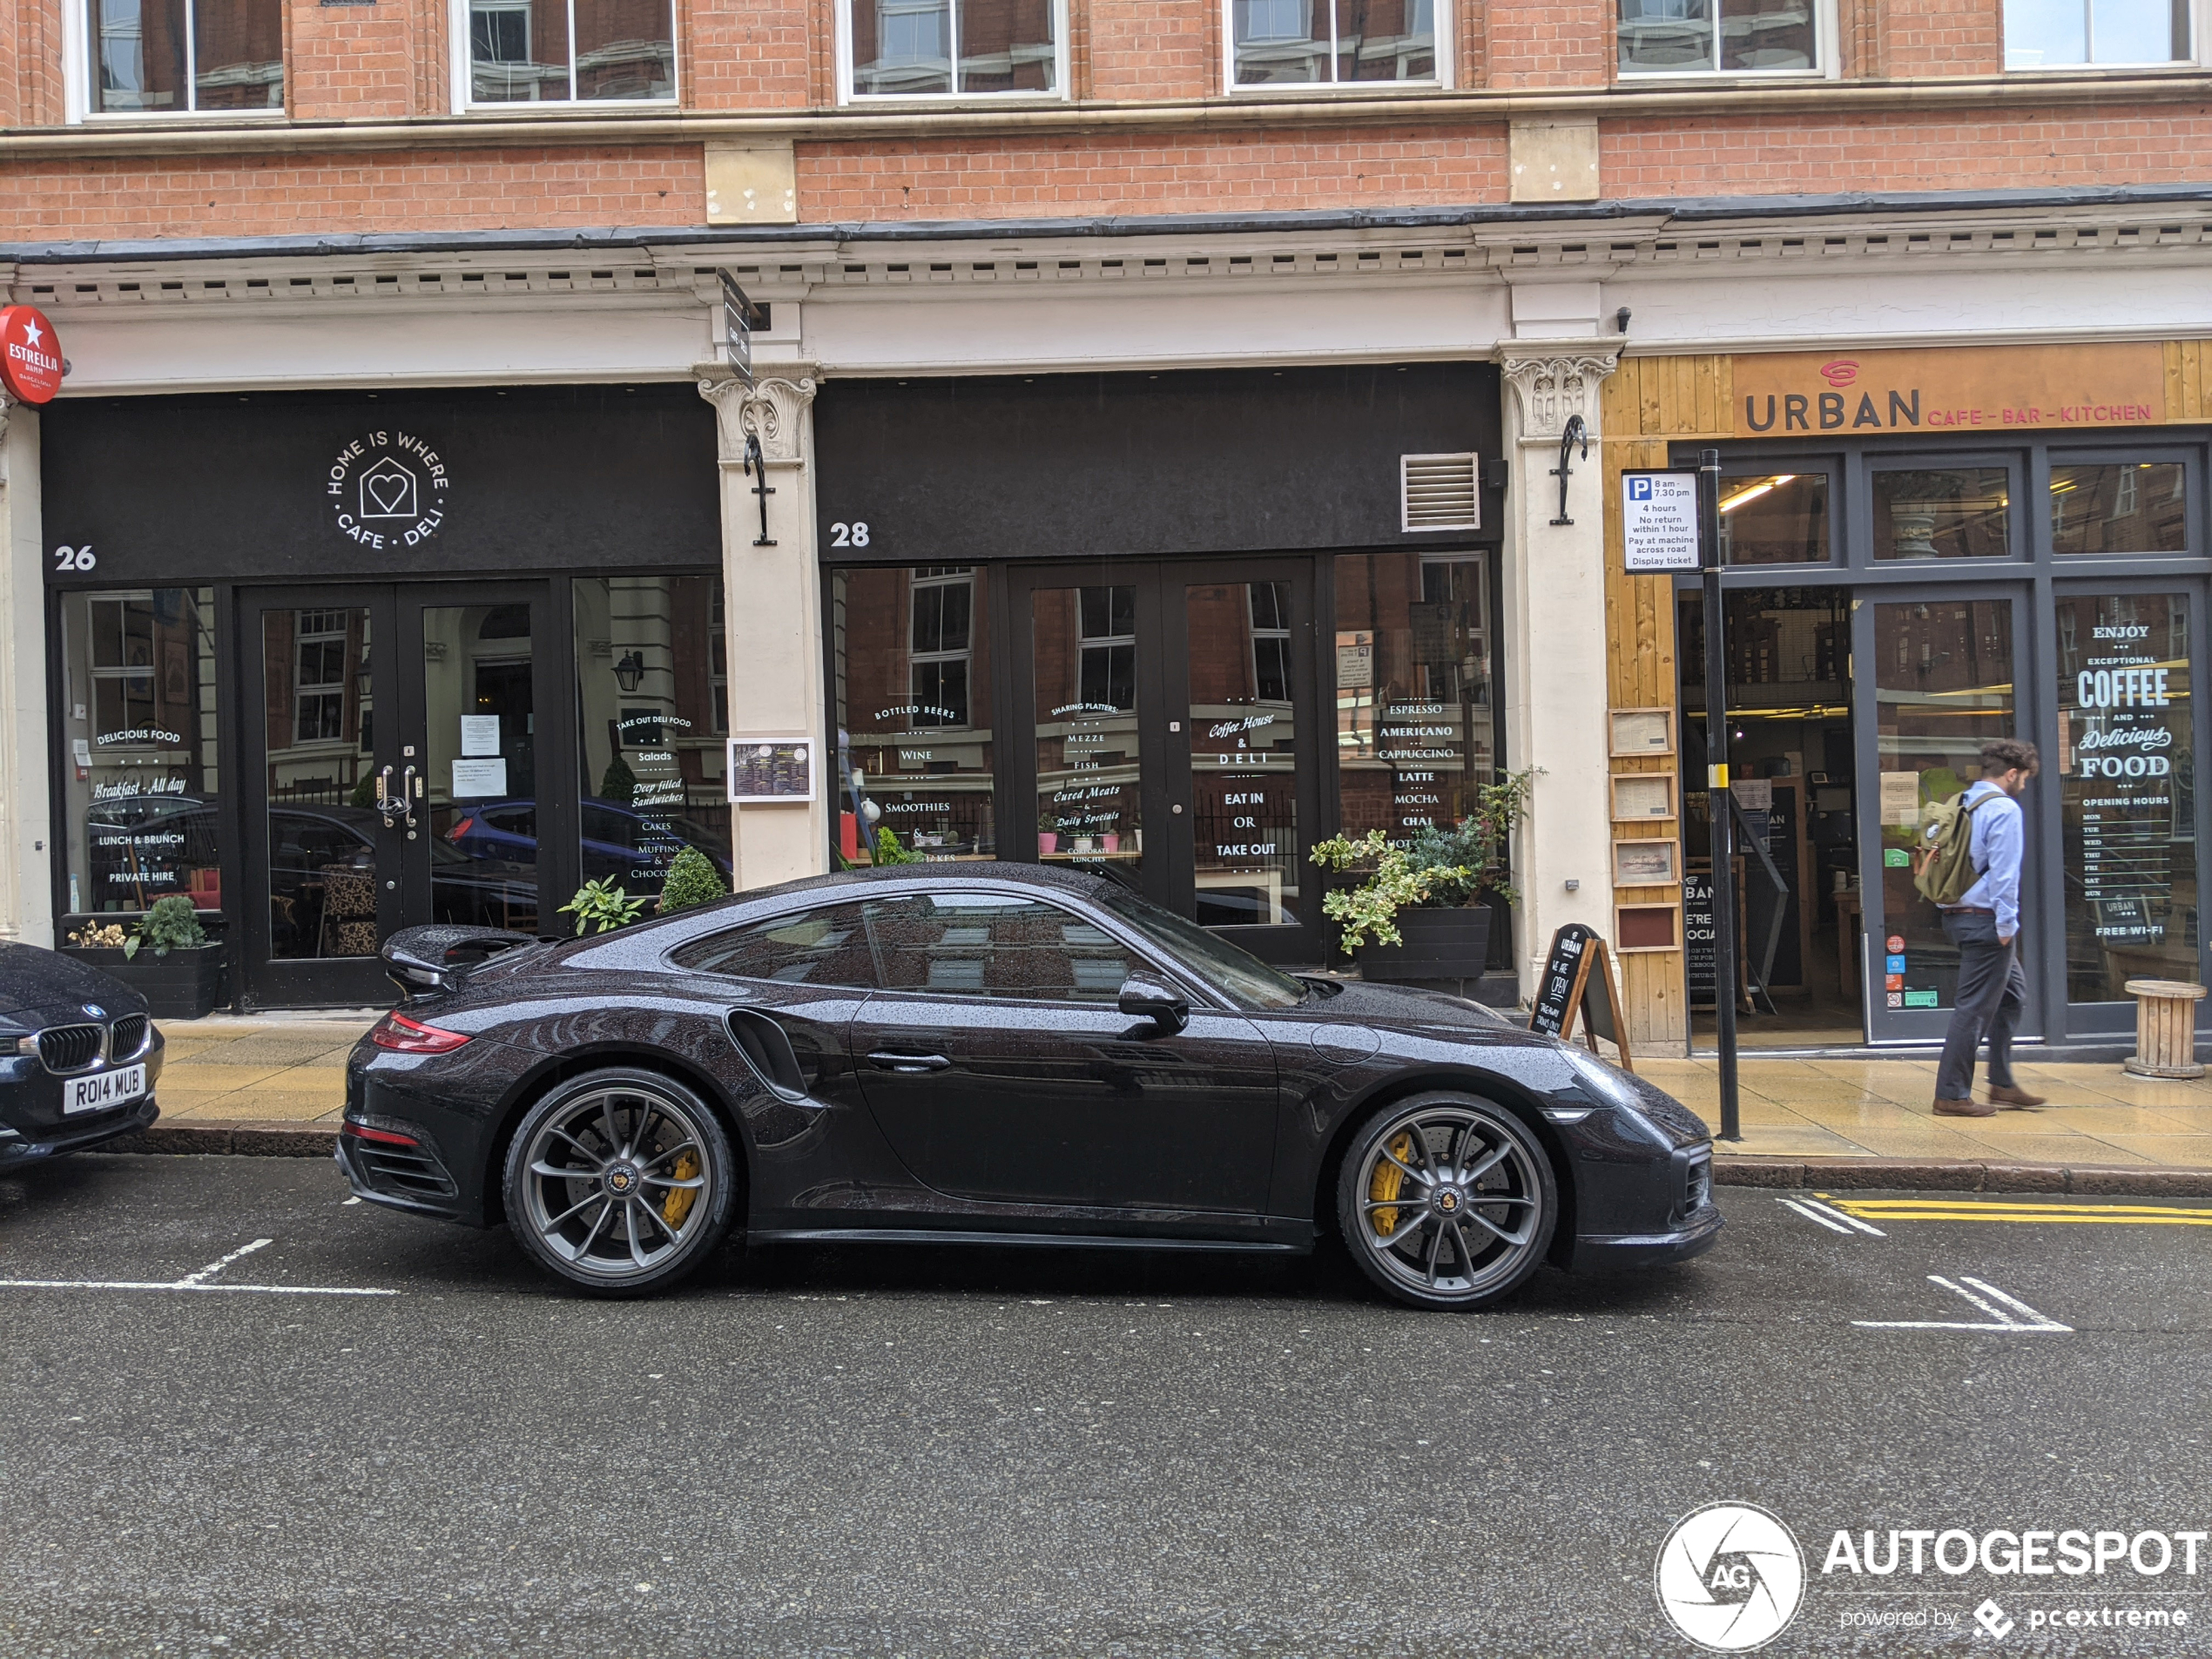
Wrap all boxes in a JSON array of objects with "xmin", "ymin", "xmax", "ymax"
[
  {"xmin": 1854, "ymin": 1274, "xmax": 2072, "ymax": 1333},
  {"xmin": 1779, "ymin": 1197, "xmax": 1856, "ymax": 1235},
  {"xmin": 177, "ymin": 1238, "xmax": 272, "ymax": 1286},
  {"xmin": 0, "ymin": 1279, "xmax": 397, "ymax": 1297},
  {"xmin": 1801, "ymin": 1197, "xmax": 1887, "ymax": 1237},
  {"xmin": 1822, "ymin": 1194, "xmax": 2212, "ymax": 1227}
]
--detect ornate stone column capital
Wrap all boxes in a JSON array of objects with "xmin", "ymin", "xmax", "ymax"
[
  {"xmin": 698, "ymin": 372, "xmax": 818, "ymax": 465},
  {"xmin": 1497, "ymin": 343, "xmax": 1620, "ymax": 443}
]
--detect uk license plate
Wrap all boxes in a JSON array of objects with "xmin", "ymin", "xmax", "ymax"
[{"xmin": 64, "ymin": 1064, "xmax": 145, "ymax": 1116}]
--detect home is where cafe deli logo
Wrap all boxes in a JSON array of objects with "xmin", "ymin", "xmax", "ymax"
[
  {"xmin": 1656, "ymin": 1501, "xmax": 2208, "ymax": 1652},
  {"xmin": 327, "ymin": 430, "xmax": 450, "ymax": 549}
]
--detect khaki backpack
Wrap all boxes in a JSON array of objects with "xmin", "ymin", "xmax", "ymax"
[{"xmin": 1912, "ymin": 788, "xmax": 1988, "ymax": 906}]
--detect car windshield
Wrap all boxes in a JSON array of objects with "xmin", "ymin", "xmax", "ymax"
[{"xmin": 1089, "ymin": 885, "xmax": 1308, "ymax": 1010}]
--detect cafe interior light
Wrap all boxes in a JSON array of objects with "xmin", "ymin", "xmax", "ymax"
[
  {"xmin": 1719, "ymin": 475, "xmax": 1795, "ymax": 515},
  {"xmin": 612, "ymin": 651, "xmax": 646, "ymax": 692}
]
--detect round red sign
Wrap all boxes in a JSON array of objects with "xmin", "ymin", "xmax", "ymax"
[{"xmin": 0, "ymin": 306, "xmax": 64, "ymax": 404}]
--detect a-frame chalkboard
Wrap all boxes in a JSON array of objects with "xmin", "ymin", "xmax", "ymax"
[{"xmin": 1527, "ymin": 923, "xmax": 1635, "ymax": 1072}]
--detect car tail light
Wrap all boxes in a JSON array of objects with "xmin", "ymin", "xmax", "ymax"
[
  {"xmin": 342, "ymin": 1120, "xmax": 422, "ymax": 1148},
  {"xmin": 368, "ymin": 1012, "xmax": 470, "ymax": 1054},
  {"xmin": 448, "ymin": 816, "xmax": 474, "ymax": 841}
]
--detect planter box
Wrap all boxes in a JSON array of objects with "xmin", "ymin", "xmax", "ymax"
[
  {"xmin": 1356, "ymin": 905, "xmax": 1495, "ymax": 981},
  {"xmin": 58, "ymin": 944, "xmax": 226, "ymax": 1021}
]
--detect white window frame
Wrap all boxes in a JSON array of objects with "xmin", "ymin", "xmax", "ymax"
[
  {"xmin": 908, "ymin": 567, "xmax": 976, "ymax": 729},
  {"xmin": 2000, "ymin": 0, "xmax": 2201, "ymax": 69},
  {"xmin": 837, "ymin": 0, "xmax": 1070, "ymax": 103},
  {"xmin": 448, "ymin": 0, "xmax": 679, "ymax": 113},
  {"xmin": 61, "ymin": 0, "xmax": 288, "ymax": 124},
  {"xmin": 1614, "ymin": 0, "xmax": 1841, "ymax": 80},
  {"xmin": 292, "ymin": 609, "xmax": 354, "ymax": 746},
  {"xmin": 1224, "ymin": 0, "xmax": 1453, "ymax": 91}
]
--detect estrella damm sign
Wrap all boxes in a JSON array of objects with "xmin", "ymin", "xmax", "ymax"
[{"xmin": 1731, "ymin": 342, "xmax": 2167, "ymax": 437}]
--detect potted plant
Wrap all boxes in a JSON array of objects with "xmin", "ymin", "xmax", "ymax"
[
  {"xmin": 657, "ymin": 846, "xmax": 730, "ymax": 914},
  {"xmin": 559, "ymin": 877, "xmax": 648, "ymax": 935},
  {"xmin": 62, "ymin": 896, "xmax": 226, "ymax": 1019},
  {"xmin": 1309, "ymin": 770, "xmax": 1534, "ymax": 996}
]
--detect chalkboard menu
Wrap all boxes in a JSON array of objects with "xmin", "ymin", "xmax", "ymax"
[{"xmin": 1531, "ymin": 923, "xmax": 1597, "ymax": 1038}]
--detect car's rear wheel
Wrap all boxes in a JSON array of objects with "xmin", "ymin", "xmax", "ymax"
[
  {"xmin": 503, "ymin": 1068, "xmax": 737, "ymax": 1297},
  {"xmin": 1336, "ymin": 1093, "xmax": 1557, "ymax": 1311}
]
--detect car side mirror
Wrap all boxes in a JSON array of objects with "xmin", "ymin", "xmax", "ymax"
[{"xmin": 1117, "ymin": 973, "xmax": 1190, "ymax": 1035}]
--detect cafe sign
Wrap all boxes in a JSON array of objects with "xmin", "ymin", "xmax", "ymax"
[{"xmin": 1734, "ymin": 341, "xmax": 2167, "ymax": 437}]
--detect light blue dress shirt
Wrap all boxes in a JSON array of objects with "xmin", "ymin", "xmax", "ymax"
[{"xmin": 1949, "ymin": 778, "xmax": 2024, "ymax": 940}]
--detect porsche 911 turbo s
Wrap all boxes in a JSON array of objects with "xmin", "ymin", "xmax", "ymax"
[
  {"xmin": 341, "ymin": 865, "xmax": 1720, "ymax": 1308},
  {"xmin": 0, "ymin": 943, "xmax": 164, "ymax": 1164}
]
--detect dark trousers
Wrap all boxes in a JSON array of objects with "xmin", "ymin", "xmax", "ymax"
[{"xmin": 1936, "ymin": 909, "xmax": 2026, "ymax": 1099}]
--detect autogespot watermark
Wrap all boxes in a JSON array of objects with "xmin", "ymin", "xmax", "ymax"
[{"xmin": 1656, "ymin": 1511, "xmax": 2208, "ymax": 1649}]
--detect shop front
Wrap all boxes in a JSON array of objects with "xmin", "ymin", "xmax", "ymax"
[
  {"xmin": 1602, "ymin": 343, "xmax": 2212, "ymax": 1051},
  {"xmin": 41, "ymin": 385, "xmax": 729, "ymax": 1009},
  {"xmin": 814, "ymin": 362, "xmax": 1509, "ymax": 973}
]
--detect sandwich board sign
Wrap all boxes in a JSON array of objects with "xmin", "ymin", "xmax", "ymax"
[{"xmin": 1622, "ymin": 470, "xmax": 1701, "ymax": 572}]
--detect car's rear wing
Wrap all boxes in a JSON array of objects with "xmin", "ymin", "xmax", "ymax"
[{"xmin": 381, "ymin": 925, "xmax": 540, "ymax": 1000}]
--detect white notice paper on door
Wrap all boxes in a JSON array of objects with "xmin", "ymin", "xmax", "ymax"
[
  {"xmin": 452, "ymin": 757, "xmax": 508, "ymax": 799},
  {"xmin": 460, "ymin": 715, "xmax": 502, "ymax": 757},
  {"xmin": 1879, "ymin": 771, "xmax": 1920, "ymax": 827}
]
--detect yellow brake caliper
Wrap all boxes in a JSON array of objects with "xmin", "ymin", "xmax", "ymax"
[
  {"xmin": 1368, "ymin": 1133, "xmax": 1415, "ymax": 1237},
  {"xmin": 661, "ymin": 1150, "xmax": 701, "ymax": 1229}
]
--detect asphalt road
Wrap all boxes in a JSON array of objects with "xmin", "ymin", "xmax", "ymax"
[{"xmin": 3, "ymin": 1156, "xmax": 2209, "ymax": 1659}]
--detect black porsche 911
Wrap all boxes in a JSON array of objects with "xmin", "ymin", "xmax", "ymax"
[
  {"xmin": 0, "ymin": 943, "xmax": 164, "ymax": 1163},
  {"xmin": 341, "ymin": 864, "xmax": 1720, "ymax": 1309}
]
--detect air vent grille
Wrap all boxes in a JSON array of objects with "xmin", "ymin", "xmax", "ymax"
[{"xmin": 1401, "ymin": 453, "xmax": 1480, "ymax": 532}]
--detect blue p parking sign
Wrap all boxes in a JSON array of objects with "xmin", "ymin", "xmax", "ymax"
[{"xmin": 1621, "ymin": 470, "xmax": 1702, "ymax": 571}]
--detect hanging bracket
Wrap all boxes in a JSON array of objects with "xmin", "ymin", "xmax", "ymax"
[
  {"xmin": 1548, "ymin": 414, "xmax": 1588, "ymax": 526},
  {"xmin": 744, "ymin": 431, "xmax": 777, "ymax": 547}
]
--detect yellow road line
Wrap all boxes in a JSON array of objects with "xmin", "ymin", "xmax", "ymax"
[{"xmin": 1819, "ymin": 1193, "xmax": 2212, "ymax": 1226}]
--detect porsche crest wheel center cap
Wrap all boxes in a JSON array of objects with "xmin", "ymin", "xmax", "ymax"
[
  {"xmin": 1434, "ymin": 1187, "xmax": 1464, "ymax": 1215},
  {"xmin": 604, "ymin": 1162, "xmax": 641, "ymax": 1197}
]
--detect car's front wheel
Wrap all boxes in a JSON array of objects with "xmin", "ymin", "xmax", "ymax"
[
  {"xmin": 1336, "ymin": 1093, "xmax": 1557, "ymax": 1311},
  {"xmin": 503, "ymin": 1068, "xmax": 738, "ymax": 1297}
]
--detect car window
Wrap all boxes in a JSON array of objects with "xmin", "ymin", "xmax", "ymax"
[
  {"xmin": 484, "ymin": 806, "xmax": 536, "ymax": 837},
  {"xmin": 582, "ymin": 806, "xmax": 637, "ymax": 848},
  {"xmin": 668, "ymin": 900, "xmax": 883, "ymax": 988},
  {"xmin": 1089, "ymin": 883, "xmax": 1307, "ymax": 1010},
  {"xmin": 861, "ymin": 893, "xmax": 1144, "ymax": 1003}
]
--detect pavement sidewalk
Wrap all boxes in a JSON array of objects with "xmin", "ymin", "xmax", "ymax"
[{"xmin": 129, "ymin": 1013, "xmax": 2212, "ymax": 1192}]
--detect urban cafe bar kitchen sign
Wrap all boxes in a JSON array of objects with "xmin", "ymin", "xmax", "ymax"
[{"xmin": 1733, "ymin": 341, "xmax": 2167, "ymax": 435}]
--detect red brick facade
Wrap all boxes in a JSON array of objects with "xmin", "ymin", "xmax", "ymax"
[{"xmin": 0, "ymin": 0, "xmax": 2202, "ymax": 239}]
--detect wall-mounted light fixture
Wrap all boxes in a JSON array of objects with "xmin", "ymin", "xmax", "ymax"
[{"xmin": 612, "ymin": 651, "xmax": 647, "ymax": 693}]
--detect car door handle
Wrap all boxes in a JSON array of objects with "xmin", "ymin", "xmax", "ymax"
[{"xmin": 867, "ymin": 1051, "xmax": 952, "ymax": 1072}]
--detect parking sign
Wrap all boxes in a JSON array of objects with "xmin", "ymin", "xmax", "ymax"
[{"xmin": 1621, "ymin": 470, "xmax": 1702, "ymax": 571}]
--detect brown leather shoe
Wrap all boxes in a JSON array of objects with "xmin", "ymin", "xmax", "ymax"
[
  {"xmin": 1986, "ymin": 1083, "xmax": 2047, "ymax": 1109},
  {"xmin": 1933, "ymin": 1096, "xmax": 1996, "ymax": 1117}
]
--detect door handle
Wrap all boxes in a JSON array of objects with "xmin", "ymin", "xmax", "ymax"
[
  {"xmin": 867, "ymin": 1051, "xmax": 952, "ymax": 1072},
  {"xmin": 399, "ymin": 765, "xmax": 419, "ymax": 829}
]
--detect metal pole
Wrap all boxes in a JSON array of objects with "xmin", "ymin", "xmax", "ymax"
[{"xmin": 1699, "ymin": 447, "xmax": 1741, "ymax": 1142}]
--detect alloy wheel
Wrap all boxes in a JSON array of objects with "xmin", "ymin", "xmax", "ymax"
[
  {"xmin": 1348, "ymin": 1102, "xmax": 1549, "ymax": 1305},
  {"xmin": 516, "ymin": 1082, "xmax": 715, "ymax": 1283}
]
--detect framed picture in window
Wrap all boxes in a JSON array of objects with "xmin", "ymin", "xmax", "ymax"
[
  {"xmin": 1612, "ymin": 839, "xmax": 1680, "ymax": 888},
  {"xmin": 726, "ymin": 737, "xmax": 816, "ymax": 804},
  {"xmin": 1610, "ymin": 773, "xmax": 1676, "ymax": 824},
  {"xmin": 1608, "ymin": 707, "xmax": 1674, "ymax": 759}
]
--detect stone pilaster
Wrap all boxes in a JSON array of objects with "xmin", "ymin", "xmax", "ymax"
[
  {"xmin": 698, "ymin": 369, "xmax": 826, "ymax": 894},
  {"xmin": 1497, "ymin": 340, "xmax": 1622, "ymax": 999},
  {"xmin": 0, "ymin": 393, "xmax": 54, "ymax": 944}
]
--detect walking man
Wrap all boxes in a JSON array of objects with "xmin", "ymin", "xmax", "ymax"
[{"xmin": 1934, "ymin": 738, "xmax": 2045, "ymax": 1117}]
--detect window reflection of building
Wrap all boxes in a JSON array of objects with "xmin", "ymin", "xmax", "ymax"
[
  {"xmin": 62, "ymin": 588, "xmax": 222, "ymax": 919},
  {"xmin": 1189, "ymin": 581, "xmax": 1298, "ymax": 925},
  {"xmin": 1035, "ymin": 585, "xmax": 1139, "ymax": 880},
  {"xmin": 1333, "ymin": 552, "xmax": 1495, "ymax": 844},
  {"xmin": 94, "ymin": 0, "xmax": 285, "ymax": 112},
  {"xmin": 833, "ymin": 566, "xmax": 995, "ymax": 863}
]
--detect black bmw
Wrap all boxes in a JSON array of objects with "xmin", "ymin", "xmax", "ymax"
[
  {"xmin": 341, "ymin": 864, "xmax": 1720, "ymax": 1309},
  {"xmin": 0, "ymin": 943, "xmax": 164, "ymax": 1163}
]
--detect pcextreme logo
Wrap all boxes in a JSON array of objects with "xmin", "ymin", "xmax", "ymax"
[{"xmin": 1656, "ymin": 1502, "xmax": 1807, "ymax": 1652}]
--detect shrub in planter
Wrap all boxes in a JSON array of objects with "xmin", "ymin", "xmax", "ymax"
[
  {"xmin": 658, "ymin": 846, "xmax": 729, "ymax": 914},
  {"xmin": 64, "ymin": 902, "xmax": 226, "ymax": 1019}
]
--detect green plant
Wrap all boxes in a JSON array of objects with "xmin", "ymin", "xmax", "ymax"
[
  {"xmin": 560, "ymin": 877, "xmax": 648, "ymax": 935},
  {"xmin": 124, "ymin": 894, "xmax": 208, "ymax": 961},
  {"xmin": 658, "ymin": 845, "xmax": 729, "ymax": 914},
  {"xmin": 1309, "ymin": 832, "xmax": 1469, "ymax": 951},
  {"xmin": 873, "ymin": 826, "xmax": 924, "ymax": 867},
  {"xmin": 348, "ymin": 772, "xmax": 380, "ymax": 809},
  {"xmin": 598, "ymin": 752, "xmax": 637, "ymax": 806},
  {"xmin": 1307, "ymin": 770, "xmax": 1537, "ymax": 952}
]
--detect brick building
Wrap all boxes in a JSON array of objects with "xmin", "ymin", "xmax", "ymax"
[{"xmin": 1, "ymin": 0, "xmax": 2207, "ymax": 1055}]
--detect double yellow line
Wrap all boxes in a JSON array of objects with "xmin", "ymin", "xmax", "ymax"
[{"xmin": 1822, "ymin": 1193, "xmax": 2212, "ymax": 1227}]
